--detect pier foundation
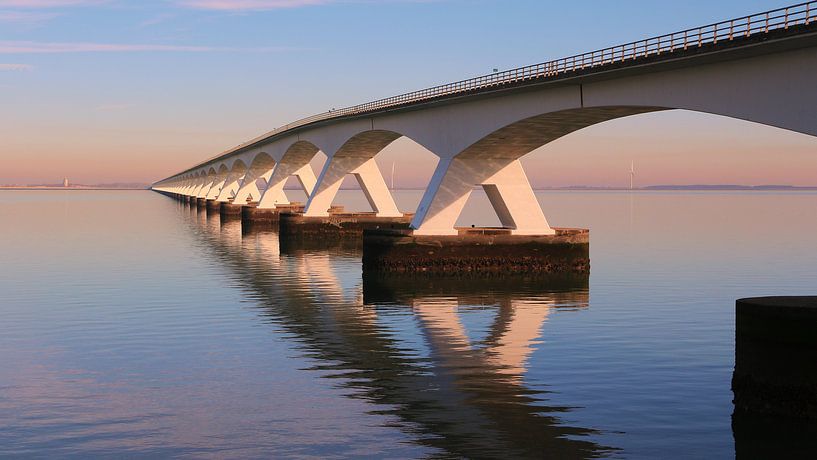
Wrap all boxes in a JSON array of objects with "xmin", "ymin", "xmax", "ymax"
[
  {"xmin": 196, "ymin": 197, "xmax": 207, "ymax": 210},
  {"xmin": 241, "ymin": 203, "xmax": 305, "ymax": 230},
  {"xmin": 279, "ymin": 207, "xmax": 412, "ymax": 240},
  {"xmin": 219, "ymin": 202, "xmax": 243, "ymax": 221},
  {"xmin": 732, "ymin": 296, "xmax": 817, "ymax": 419},
  {"xmin": 362, "ymin": 228, "xmax": 589, "ymax": 275},
  {"xmin": 205, "ymin": 199, "xmax": 221, "ymax": 216}
]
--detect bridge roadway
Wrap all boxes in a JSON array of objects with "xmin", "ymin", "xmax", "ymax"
[{"xmin": 154, "ymin": 2, "xmax": 817, "ymax": 238}]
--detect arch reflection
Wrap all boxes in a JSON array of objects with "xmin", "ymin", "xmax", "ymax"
[{"xmin": 183, "ymin": 211, "xmax": 613, "ymax": 458}]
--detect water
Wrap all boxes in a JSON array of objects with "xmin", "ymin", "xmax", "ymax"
[{"xmin": 1, "ymin": 189, "xmax": 816, "ymax": 458}]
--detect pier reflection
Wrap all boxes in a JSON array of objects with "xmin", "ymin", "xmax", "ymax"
[{"xmin": 185, "ymin": 210, "xmax": 613, "ymax": 458}]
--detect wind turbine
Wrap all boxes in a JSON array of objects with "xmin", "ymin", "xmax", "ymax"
[{"xmin": 629, "ymin": 161, "xmax": 635, "ymax": 190}]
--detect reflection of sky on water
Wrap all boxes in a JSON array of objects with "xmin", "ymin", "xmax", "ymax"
[{"xmin": 1, "ymin": 190, "xmax": 817, "ymax": 457}]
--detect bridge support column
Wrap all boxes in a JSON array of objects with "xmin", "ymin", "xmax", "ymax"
[
  {"xmin": 412, "ymin": 157, "xmax": 553, "ymax": 236},
  {"xmin": 304, "ymin": 156, "xmax": 401, "ymax": 218},
  {"xmin": 206, "ymin": 174, "xmax": 228, "ymax": 200},
  {"xmin": 216, "ymin": 171, "xmax": 245, "ymax": 203},
  {"xmin": 234, "ymin": 167, "xmax": 274, "ymax": 205},
  {"xmin": 257, "ymin": 163, "xmax": 316, "ymax": 209},
  {"xmin": 195, "ymin": 180, "xmax": 212, "ymax": 199}
]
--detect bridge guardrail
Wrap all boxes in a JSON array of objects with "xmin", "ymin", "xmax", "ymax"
[{"xmin": 170, "ymin": 1, "xmax": 815, "ymax": 180}]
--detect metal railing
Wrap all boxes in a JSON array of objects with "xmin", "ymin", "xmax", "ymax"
[{"xmin": 168, "ymin": 1, "xmax": 815, "ymax": 180}]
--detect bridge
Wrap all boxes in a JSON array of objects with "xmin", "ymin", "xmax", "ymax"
[{"xmin": 153, "ymin": 2, "xmax": 817, "ymax": 244}]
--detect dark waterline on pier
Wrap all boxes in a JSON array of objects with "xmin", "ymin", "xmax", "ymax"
[{"xmin": 1, "ymin": 190, "xmax": 816, "ymax": 458}]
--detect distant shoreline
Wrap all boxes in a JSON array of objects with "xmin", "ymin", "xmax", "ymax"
[
  {"xmin": 3, "ymin": 186, "xmax": 816, "ymax": 192},
  {"xmin": 0, "ymin": 187, "xmax": 149, "ymax": 191}
]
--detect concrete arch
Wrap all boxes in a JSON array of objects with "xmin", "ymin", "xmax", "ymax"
[
  {"xmin": 233, "ymin": 152, "xmax": 277, "ymax": 205},
  {"xmin": 410, "ymin": 105, "xmax": 662, "ymax": 235},
  {"xmin": 215, "ymin": 160, "xmax": 247, "ymax": 202},
  {"xmin": 205, "ymin": 164, "xmax": 230, "ymax": 200},
  {"xmin": 195, "ymin": 167, "xmax": 219, "ymax": 198},
  {"xmin": 257, "ymin": 140, "xmax": 322, "ymax": 209},
  {"xmin": 304, "ymin": 130, "xmax": 404, "ymax": 217}
]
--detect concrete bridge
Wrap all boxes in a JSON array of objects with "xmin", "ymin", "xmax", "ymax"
[{"xmin": 154, "ymin": 3, "xmax": 817, "ymax": 239}]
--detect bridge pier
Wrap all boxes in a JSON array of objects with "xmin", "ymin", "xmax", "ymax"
[
  {"xmin": 412, "ymin": 157, "xmax": 554, "ymax": 236},
  {"xmin": 732, "ymin": 297, "xmax": 817, "ymax": 420},
  {"xmin": 205, "ymin": 199, "xmax": 221, "ymax": 216},
  {"xmin": 219, "ymin": 202, "xmax": 243, "ymax": 221},
  {"xmin": 279, "ymin": 205, "xmax": 412, "ymax": 244},
  {"xmin": 363, "ymin": 228, "xmax": 589, "ymax": 275},
  {"xmin": 304, "ymin": 155, "xmax": 401, "ymax": 218},
  {"xmin": 257, "ymin": 145, "xmax": 318, "ymax": 209},
  {"xmin": 241, "ymin": 203, "xmax": 305, "ymax": 230}
]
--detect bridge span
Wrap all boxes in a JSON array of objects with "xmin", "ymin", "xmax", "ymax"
[{"xmin": 154, "ymin": 2, "xmax": 817, "ymax": 263}]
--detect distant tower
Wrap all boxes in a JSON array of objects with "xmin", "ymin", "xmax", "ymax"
[
  {"xmin": 629, "ymin": 161, "xmax": 635, "ymax": 190},
  {"xmin": 63, "ymin": 177, "xmax": 69, "ymax": 188},
  {"xmin": 390, "ymin": 161, "xmax": 396, "ymax": 190}
]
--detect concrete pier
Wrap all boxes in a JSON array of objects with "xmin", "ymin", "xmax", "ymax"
[
  {"xmin": 205, "ymin": 199, "xmax": 221, "ymax": 216},
  {"xmin": 278, "ymin": 206, "xmax": 412, "ymax": 241},
  {"xmin": 362, "ymin": 228, "xmax": 589, "ymax": 275},
  {"xmin": 219, "ymin": 202, "xmax": 243, "ymax": 221},
  {"xmin": 196, "ymin": 197, "xmax": 207, "ymax": 210},
  {"xmin": 241, "ymin": 203, "xmax": 305, "ymax": 230},
  {"xmin": 732, "ymin": 296, "xmax": 817, "ymax": 420}
]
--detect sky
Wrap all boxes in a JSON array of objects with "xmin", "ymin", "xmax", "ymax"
[{"xmin": 1, "ymin": 0, "xmax": 815, "ymax": 187}]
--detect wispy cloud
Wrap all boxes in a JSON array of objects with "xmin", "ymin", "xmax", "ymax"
[
  {"xmin": 177, "ymin": 0, "xmax": 329, "ymax": 10},
  {"xmin": 176, "ymin": 0, "xmax": 441, "ymax": 11},
  {"xmin": 0, "ymin": 40, "xmax": 294, "ymax": 53},
  {"xmin": 0, "ymin": 0, "xmax": 106, "ymax": 7},
  {"xmin": 137, "ymin": 12, "xmax": 176, "ymax": 28},
  {"xmin": 0, "ymin": 63, "xmax": 33, "ymax": 70},
  {"xmin": 0, "ymin": 10, "xmax": 60, "ymax": 22}
]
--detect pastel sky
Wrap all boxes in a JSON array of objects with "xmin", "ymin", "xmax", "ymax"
[{"xmin": 1, "ymin": 0, "xmax": 815, "ymax": 187}]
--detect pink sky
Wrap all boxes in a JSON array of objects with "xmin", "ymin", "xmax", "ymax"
[
  {"xmin": 1, "ymin": 0, "xmax": 815, "ymax": 187},
  {"xmin": 4, "ymin": 109, "xmax": 814, "ymax": 187}
]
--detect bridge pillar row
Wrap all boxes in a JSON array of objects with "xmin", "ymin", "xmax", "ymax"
[
  {"xmin": 205, "ymin": 174, "xmax": 228, "ymax": 200},
  {"xmin": 233, "ymin": 166, "xmax": 275, "ymax": 205},
  {"xmin": 257, "ymin": 162, "xmax": 317, "ymax": 209},
  {"xmin": 304, "ymin": 155, "xmax": 401, "ymax": 217},
  {"xmin": 196, "ymin": 179, "xmax": 214, "ymax": 199},
  {"xmin": 215, "ymin": 171, "xmax": 245, "ymax": 203},
  {"xmin": 411, "ymin": 157, "xmax": 554, "ymax": 236}
]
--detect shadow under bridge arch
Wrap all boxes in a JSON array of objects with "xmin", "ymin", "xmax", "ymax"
[
  {"xmin": 410, "ymin": 106, "xmax": 665, "ymax": 235},
  {"xmin": 304, "ymin": 129, "xmax": 408, "ymax": 218}
]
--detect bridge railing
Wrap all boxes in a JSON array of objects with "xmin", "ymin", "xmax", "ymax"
[{"xmin": 186, "ymin": 1, "xmax": 815, "ymax": 176}]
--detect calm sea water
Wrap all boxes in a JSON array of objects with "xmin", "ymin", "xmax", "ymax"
[{"xmin": 1, "ymin": 189, "xmax": 816, "ymax": 458}]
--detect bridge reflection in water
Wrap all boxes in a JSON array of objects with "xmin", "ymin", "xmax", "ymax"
[{"xmin": 181, "ymin": 206, "xmax": 612, "ymax": 458}]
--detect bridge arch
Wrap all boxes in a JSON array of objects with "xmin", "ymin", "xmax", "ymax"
[
  {"xmin": 232, "ymin": 152, "xmax": 277, "ymax": 205},
  {"xmin": 214, "ymin": 159, "xmax": 248, "ymax": 202},
  {"xmin": 304, "ymin": 130, "xmax": 407, "ymax": 217},
  {"xmin": 205, "ymin": 164, "xmax": 230, "ymax": 200},
  {"xmin": 411, "ymin": 72, "xmax": 817, "ymax": 235},
  {"xmin": 257, "ymin": 140, "xmax": 322, "ymax": 209}
]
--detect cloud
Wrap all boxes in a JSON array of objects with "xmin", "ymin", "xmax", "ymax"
[
  {"xmin": 0, "ymin": 63, "xmax": 33, "ymax": 70},
  {"xmin": 0, "ymin": 10, "xmax": 60, "ymax": 22},
  {"xmin": 0, "ymin": 40, "xmax": 294, "ymax": 53},
  {"xmin": 137, "ymin": 12, "xmax": 175, "ymax": 28},
  {"xmin": 0, "ymin": 0, "xmax": 105, "ymax": 7},
  {"xmin": 176, "ymin": 0, "xmax": 441, "ymax": 11},
  {"xmin": 176, "ymin": 0, "xmax": 329, "ymax": 10}
]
